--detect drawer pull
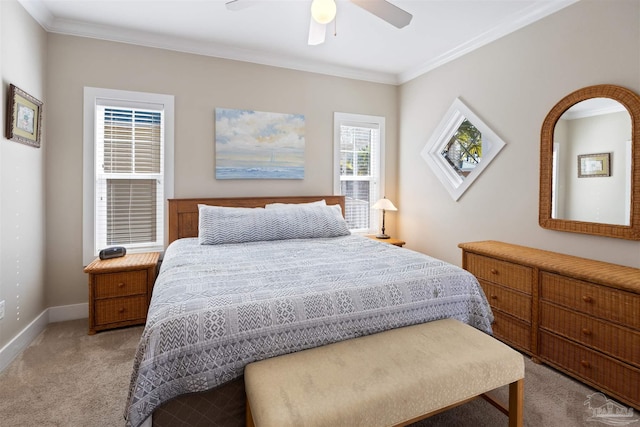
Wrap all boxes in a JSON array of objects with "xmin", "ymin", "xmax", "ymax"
[
  {"xmin": 582, "ymin": 295, "xmax": 593, "ymax": 303},
  {"xmin": 117, "ymin": 282, "xmax": 126, "ymax": 288},
  {"xmin": 490, "ymin": 268, "xmax": 498, "ymax": 275},
  {"xmin": 118, "ymin": 308, "xmax": 126, "ymax": 313},
  {"xmin": 490, "ymin": 295, "xmax": 498, "ymax": 300},
  {"xmin": 580, "ymin": 360, "xmax": 591, "ymax": 368},
  {"xmin": 581, "ymin": 328, "xmax": 592, "ymax": 336}
]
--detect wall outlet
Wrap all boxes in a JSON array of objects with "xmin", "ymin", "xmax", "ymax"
[{"xmin": 0, "ymin": 300, "xmax": 4, "ymax": 320}]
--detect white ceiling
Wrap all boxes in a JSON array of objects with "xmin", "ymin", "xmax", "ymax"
[
  {"xmin": 560, "ymin": 97, "xmax": 627, "ymax": 120},
  {"xmin": 19, "ymin": 0, "xmax": 578, "ymax": 85}
]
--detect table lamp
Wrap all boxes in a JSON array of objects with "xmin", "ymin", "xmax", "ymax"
[{"xmin": 371, "ymin": 197, "xmax": 397, "ymax": 239}]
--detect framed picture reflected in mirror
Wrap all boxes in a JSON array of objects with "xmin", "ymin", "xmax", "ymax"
[{"xmin": 578, "ymin": 152, "xmax": 611, "ymax": 178}]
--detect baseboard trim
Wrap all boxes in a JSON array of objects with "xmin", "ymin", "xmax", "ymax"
[
  {"xmin": 0, "ymin": 310, "xmax": 48, "ymax": 372},
  {"xmin": 48, "ymin": 302, "xmax": 88, "ymax": 323},
  {"xmin": 0, "ymin": 303, "xmax": 89, "ymax": 372}
]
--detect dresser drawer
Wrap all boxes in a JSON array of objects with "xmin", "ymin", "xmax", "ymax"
[
  {"xmin": 95, "ymin": 295, "xmax": 147, "ymax": 325},
  {"xmin": 540, "ymin": 331, "xmax": 640, "ymax": 409},
  {"xmin": 466, "ymin": 253, "xmax": 532, "ymax": 294},
  {"xmin": 540, "ymin": 302, "xmax": 640, "ymax": 368},
  {"xmin": 94, "ymin": 270, "xmax": 148, "ymax": 298},
  {"xmin": 492, "ymin": 310, "xmax": 531, "ymax": 353},
  {"xmin": 480, "ymin": 280, "xmax": 531, "ymax": 322},
  {"xmin": 540, "ymin": 272, "xmax": 640, "ymax": 329}
]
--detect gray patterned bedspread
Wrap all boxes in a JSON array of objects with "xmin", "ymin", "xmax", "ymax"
[{"xmin": 125, "ymin": 235, "xmax": 493, "ymax": 427}]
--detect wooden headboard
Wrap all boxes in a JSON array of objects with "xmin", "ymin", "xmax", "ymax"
[{"xmin": 167, "ymin": 195, "xmax": 346, "ymax": 245}]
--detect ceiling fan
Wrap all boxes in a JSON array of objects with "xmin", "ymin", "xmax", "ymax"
[{"xmin": 225, "ymin": 0, "xmax": 413, "ymax": 46}]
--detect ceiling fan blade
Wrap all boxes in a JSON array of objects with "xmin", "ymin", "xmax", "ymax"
[
  {"xmin": 308, "ymin": 18, "xmax": 327, "ymax": 46},
  {"xmin": 225, "ymin": 0, "xmax": 255, "ymax": 11},
  {"xmin": 350, "ymin": 0, "xmax": 412, "ymax": 28}
]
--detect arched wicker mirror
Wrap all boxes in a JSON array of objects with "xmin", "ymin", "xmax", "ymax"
[{"xmin": 539, "ymin": 84, "xmax": 640, "ymax": 240}]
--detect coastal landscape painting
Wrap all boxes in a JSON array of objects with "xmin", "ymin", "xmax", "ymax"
[{"xmin": 215, "ymin": 108, "xmax": 305, "ymax": 179}]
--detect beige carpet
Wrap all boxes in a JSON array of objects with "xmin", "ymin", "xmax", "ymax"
[
  {"xmin": 0, "ymin": 319, "xmax": 634, "ymax": 426},
  {"xmin": 0, "ymin": 319, "xmax": 142, "ymax": 427}
]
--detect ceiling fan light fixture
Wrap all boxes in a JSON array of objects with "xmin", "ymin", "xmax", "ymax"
[{"xmin": 311, "ymin": 0, "xmax": 337, "ymax": 24}]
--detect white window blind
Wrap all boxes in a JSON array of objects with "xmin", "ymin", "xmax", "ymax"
[
  {"xmin": 334, "ymin": 113, "xmax": 385, "ymax": 233},
  {"xmin": 95, "ymin": 104, "xmax": 164, "ymax": 252},
  {"xmin": 84, "ymin": 87, "xmax": 174, "ymax": 265}
]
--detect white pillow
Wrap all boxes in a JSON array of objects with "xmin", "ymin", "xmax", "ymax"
[
  {"xmin": 198, "ymin": 204, "xmax": 350, "ymax": 245},
  {"xmin": 264, "ymin": 200, "xmax": 326, "ymax": 209}
]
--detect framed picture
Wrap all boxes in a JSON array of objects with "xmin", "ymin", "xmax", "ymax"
[
  {"xmin": 578, "ymin": 153, "xmax": 611, "ymax": 178},
  {"xmin": 6, "ymin": 84, "xmax": 43, "ymax": 148},
  {"xmin": 215, "ymin": 108, "xmax": 305, "ymax": 179}
]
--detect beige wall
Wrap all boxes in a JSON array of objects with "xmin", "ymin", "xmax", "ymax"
[
  {"xmin": 45, "ymin": 35, "xmax": 398, "ymax": 307},
  {"xmin": 398, "ymin": 0, "xmax": 640, "ymax": 268},
  {"xmin": 0, "ymin": 0, "xmax": 48, "ymax": 349}
]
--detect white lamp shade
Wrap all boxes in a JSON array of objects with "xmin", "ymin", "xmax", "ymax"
[
  {"xmin": 311, "ymin": 0, "xmax": 337, "ymax": 24},
  {"xmin": 372, "ymin": 198, "xmax": 397, "ymax": 211}
]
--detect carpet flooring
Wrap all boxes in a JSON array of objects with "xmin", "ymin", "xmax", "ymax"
[{"xmin": 1, "ymin": 319, "xmax": 636, "ymax": 426}]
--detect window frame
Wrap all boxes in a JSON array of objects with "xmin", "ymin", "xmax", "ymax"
[
  {"xmin": 333, "ymin": 112, "xmax": 385, "ymax": 234},
  {"xmin": 83, "ymin": 87, "xmax": 174, "ymax": 266}
]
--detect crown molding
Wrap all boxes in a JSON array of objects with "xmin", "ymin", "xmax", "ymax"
[
  {"xmin": 18, "ymin": 0, "xmax": 398, "ymax": 85},
  {"xmin": 19, "ymin": 0, "xmax": 578, "ymax": 86},
  {"xmin": 18, "ymin": 0, "xmax": 54, "ymax": 28},
  {"xmin": 561, "ymin": 103, "xmax": 628, "ymax": 120},
  {"xmin": 55, "ymin": 18, "xmax": 400, "ymax": 84},
  {"xmin": 398, "ymin": 0, "xmax": 579, "ymax": 84}
]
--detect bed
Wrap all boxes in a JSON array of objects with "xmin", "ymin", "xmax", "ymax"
[{"xmin": 125, "ymin": 196, "xmax": 493, "ymax": 427}]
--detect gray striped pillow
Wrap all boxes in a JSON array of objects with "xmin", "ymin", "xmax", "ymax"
[{"xmin": 198, "ymin": 204, "xmax": 350, "ymax": 245}]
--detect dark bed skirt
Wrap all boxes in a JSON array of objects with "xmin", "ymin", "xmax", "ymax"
[{"xmin": 153, "ymin": 377, "xmax": 246, "ymax": 427}]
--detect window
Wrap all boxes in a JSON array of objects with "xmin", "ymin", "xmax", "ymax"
[
  {"xmin": 333, "ymin": 113, "xmax": 385, "ymax": 233},
  {"xmin": 83, "ymin": 88, "xmax": 174, "ymax": 265},
  {"xmin": 420, "ymin": 98, "xmax": 505, "ymax": 201}
]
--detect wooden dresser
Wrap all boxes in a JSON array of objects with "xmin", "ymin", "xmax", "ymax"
[
  {"xmin": 84, "ymin": 252, "xmax": 160, "ymax": 334},
  {"xmin": 459, "ymin": 241, "xmax": 640, "ymax": 410}
]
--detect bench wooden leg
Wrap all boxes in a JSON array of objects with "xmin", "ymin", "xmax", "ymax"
[
  {"xmin": 246, "ymin": 399, "xmax": 256, "ymax": 427},
  {"xmin": 508, "ymin": 379, "xmax": 524, "ymax": 427}
]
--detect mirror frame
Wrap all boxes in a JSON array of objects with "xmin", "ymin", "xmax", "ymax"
[{"xmin": 539, "ymin": 84, "xmax": 640, "ymax": 240}]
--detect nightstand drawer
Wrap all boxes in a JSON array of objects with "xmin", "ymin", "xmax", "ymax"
[
  {"xmin": 480, "ymin": 280, "xmax": 531, "ymax": 322},
  {"xmin": 94, "ymin": 270, "xmax": 148, "ymax": 298},
  {"xmin": 466, "ymin": 253, "xmax": 532, "ymax": 294},
  {"xmin": 95, "ymin": 295, "xmax": 147, "ymax": 325}
]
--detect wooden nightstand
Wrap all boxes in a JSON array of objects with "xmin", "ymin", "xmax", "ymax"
[
  {"xmin": 365, "ymin": 235, "xmax": 406, "ymax": 247},
  {"xmin": 84, "ymin": 252, "xmax": 160, "ymax": 335}
]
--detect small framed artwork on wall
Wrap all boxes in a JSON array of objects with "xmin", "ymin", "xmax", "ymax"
[
  {"xmin": 578, "ymin": 153, "xmax": 611, "ymax": 178},
  {"xmin": 6, "ymin": 84, "xmax": 43, "ymax": 148}
]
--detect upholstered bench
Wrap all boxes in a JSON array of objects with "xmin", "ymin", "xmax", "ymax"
[{"xmin": 244, "ymin": 318, "xmax": 524, "ymax": 427}]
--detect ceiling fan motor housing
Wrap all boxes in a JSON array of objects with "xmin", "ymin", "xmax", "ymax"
[{"xmin": 311, "ymin": 0, "xmax": 337, "ymax": 24}]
